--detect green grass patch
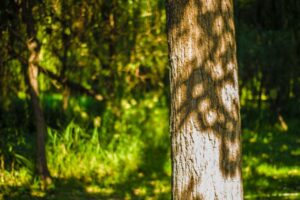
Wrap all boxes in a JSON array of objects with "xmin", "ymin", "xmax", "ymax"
[
  {"xmin": 243, "ymin": 121, "xmax": 300, "ymax": 199},
  {"xmin": 1, "ymin": 99, "xmax": 299, "ymax": 199}
]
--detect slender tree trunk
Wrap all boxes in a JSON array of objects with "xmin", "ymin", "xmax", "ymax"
[
  {"xmin": 60, "ymin": 0, "xmax": 70, "ymax": 111},
  {"xmin": 166, "ymin": 0, "xmax": 243, "ymax": 199},
  {"xmin": 257, "ymin": 71, "xmax": 264, "ymax": 112},
  {"xmin": 27, "ymin": 38, "xmax": 51, "ymax": 181},
  {"xmin": 23, "ymin": 0, "xmax": 51, "ymax": 183}
]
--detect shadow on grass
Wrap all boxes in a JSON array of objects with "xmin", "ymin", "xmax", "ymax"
[
  {"xmin": 1, "ymin": 174, "xmax": 169, "ymax": 200},
  {"xmin": 2, "ymin": 177, "xmax": 115, "ymax": 200},
  {"xmin": 242, "ymin": 119, "xmax": 300, "ymax": 198},
  {"xmin": 109, "ymin": 137, "xmax": 170, "ymax": 200}
]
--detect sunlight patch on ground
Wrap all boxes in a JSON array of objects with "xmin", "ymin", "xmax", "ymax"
[
  {"xmin": 0, "ymin": 168, "xmax": 31, "ymax": 187},
  {"xmin": 31, "ymin": 190, "xmax": 47, "ymax": 198},
  {"xmin": 245, "ymin": 192, "xmax": 300, "ymax": 200},
  {"xmin": 85, "ymin": 184, "xmax": 113, "ymax": 195},
  {"xmin": 257, "ymin": 164, "xmax": 300, "ymax": 178}
]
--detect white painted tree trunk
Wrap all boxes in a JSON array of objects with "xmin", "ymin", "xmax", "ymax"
[{"xmin": 166, "ymin": 0, "xmax": 243, "ymax": 199}]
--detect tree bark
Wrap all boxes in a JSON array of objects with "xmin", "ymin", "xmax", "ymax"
[
  {"xmin": 23, "ymin": 0, "xmax": 51, "ymax": 183},
  {"xmin": 166, "ymin": 0, "xmax": 243, "ymax": 199},
  {"xmin": 27, "ymin": 38, "xmax": 51, "ymax": 181}
]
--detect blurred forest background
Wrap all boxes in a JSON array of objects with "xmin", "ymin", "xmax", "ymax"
[{"xmin": 0, "ymin": 0, "xmax": 299, "ymax": 199}]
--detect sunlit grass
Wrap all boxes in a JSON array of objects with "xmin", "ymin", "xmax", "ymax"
[
  {"xmin": 256, "ymin": 164, "xmax": 300, "ymax": 177},
  {"xmin": 242, "ymin": 121, "xmax": 300, "ymax": 198},
  {"xmin": 44, "ymin": 95, "xmax": 171, "ymax": 199},
  {"xmin": 0, "ymin": 167, "xmax": 31, "ymax": 188},
  {"xmin": 1, "ymin": 98, "xmax": 299, "ymax": 199}
]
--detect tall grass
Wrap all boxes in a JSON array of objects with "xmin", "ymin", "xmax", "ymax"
[
  {"xmin": 47, "ymin": 121, "xmax": 144, "ymax": 184},
  {"xmin": 46, "ymin": 94, "xmax": 170, "ymax": 186},
  {"xmin": 1, "ymin": 94, "xmax": 170, "ymax": 199}
]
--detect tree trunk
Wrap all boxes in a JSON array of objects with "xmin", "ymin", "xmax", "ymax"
[
  {"xmin": 166, "ymin": 0, "xmax": 243, "ymax": 199},
  {"xmin": 27, "ymin": 38, "xmax": 51, "ymax": 182},
  {"xmin": 23, "ymin": 0, "xmax": 51, "ymax": 184}
]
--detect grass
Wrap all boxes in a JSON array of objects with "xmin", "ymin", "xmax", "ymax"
[
  {"xmin": 242, "ymin": 120, "xmax": 300, "ymax": 199},
  {"xmin": 1, "ymin": 94, "xmax": 171, "ymax": 200},
  {"xmin": 0, "ymin": 97, "xmax": 299, "ymax": 199}
]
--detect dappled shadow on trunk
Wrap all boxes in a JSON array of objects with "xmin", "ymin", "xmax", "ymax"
[{"xmin": 167, "ymin": 0, "xmax": 242, "ymax": 198}]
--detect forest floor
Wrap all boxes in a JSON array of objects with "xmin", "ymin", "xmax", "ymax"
[{"xmin": 1, "ymin": 116, "xmax": 300, "ymax": 200}]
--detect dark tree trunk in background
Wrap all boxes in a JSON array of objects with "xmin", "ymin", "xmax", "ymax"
[
  {"xmin": 166, "ymin": 0, "xmax": 243, "ymax": 199},
  {"xmin": 23, "ymin": 0, "xmax": 51, "ymax": 184},
  {"xmin": 27, "ymin": 38, "xmax": 51, "ymax": 182},
  {"xmin": 60, "ymin": 0, "xmax": 71, "ymax": 111}
]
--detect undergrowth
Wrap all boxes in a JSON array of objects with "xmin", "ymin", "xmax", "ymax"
[{"xmin": 1, "ymin": 96, "xmax": 299, "ymax": 199}]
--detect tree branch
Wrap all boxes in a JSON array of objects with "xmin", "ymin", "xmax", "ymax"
[
  {"xmin": 37, "ymin": 65, "xmax": 103, "ymax": 101},
  {"xmin": 8, "ymin": 45, "xmax": 103, "ymax": 101}
]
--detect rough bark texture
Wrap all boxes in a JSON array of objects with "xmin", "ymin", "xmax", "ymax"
[
  {"xmin": 24, "ymin": 0, "xmax": 51, "ymax": 182},
  {"xmin": 166, "ymin": 0, "xmax": 243, "ymax": 199}
]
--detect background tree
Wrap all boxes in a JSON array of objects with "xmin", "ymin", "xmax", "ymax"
[
  {"xmin": 167, "ymin": 0, "xmax": 243, "ymax": 199},
  {"xmin": 22, "ymin": 0, "xmax": 51, "ymax": 183}
]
